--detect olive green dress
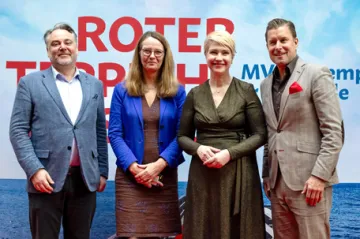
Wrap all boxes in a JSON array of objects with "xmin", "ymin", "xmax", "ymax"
[{"xmin": 178, "ymin": 78, "xmax": 267, "ymax": 239}]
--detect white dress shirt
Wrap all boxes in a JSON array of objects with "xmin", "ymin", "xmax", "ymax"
[{"xmin": 52, "ymin": 66, "xmax": 82, "ymax": 166}]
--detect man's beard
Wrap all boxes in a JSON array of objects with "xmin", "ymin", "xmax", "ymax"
[{"xmin": 52, "ymin": 56, "xmax": 76, "ymax": 66}]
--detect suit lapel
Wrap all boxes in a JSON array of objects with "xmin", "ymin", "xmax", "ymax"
[
  {"xmin": 41, "ymin": 68, "xmax": 72, "ymax": 125},
  {"xmin": 75, "ymin": 72, "xmax": 91, "ymax": 125},
  {"xmin": 264, "ymin": 74, "xmax": 278, "ymax": 128},
  {"xmin": 278, "ymin": 58, "xmax": 306, "ymax": 123},
  {"xmin": 132, "ymin": 96, "xmax": 144, "ymax": 130}
]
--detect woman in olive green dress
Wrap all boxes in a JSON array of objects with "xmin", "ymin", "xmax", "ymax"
[{"xmin": 178, "ymin": 30, "xmax": 267, "ymax": 239}]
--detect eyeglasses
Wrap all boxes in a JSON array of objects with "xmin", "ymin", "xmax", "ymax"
[{"xmin": 141, "ymin": 49, "xmax": 164, "ymax": 57}]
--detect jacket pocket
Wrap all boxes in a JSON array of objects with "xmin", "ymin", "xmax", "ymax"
[
  {"xmin": 92, "ymin": 149, "xmax": 99, "ymax": 159},
  {"xmin": 289, "ymin": 91, "xmax": 302, "ymax": 98},
  {"xmin": 35, "ymin": 149, "xmax": 50, "ymax": 159},
  {"xmin": 297, "ymin": 141, "xmax": 320, "ymax": 155}
]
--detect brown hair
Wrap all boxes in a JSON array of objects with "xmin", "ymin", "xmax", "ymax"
[
  {"xmin": 265, "ymin": 18, "xmax": 297, "ymax": 42},
  {"xmin": 125, "ymin": 31, "xmax": 178, "ymax": 97}
]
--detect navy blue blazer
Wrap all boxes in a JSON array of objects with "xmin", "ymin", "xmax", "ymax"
[{"xmin": 108, "ymin": 82, "xmax": 186, "ymax": 171}]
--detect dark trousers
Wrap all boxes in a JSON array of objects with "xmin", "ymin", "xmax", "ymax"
[{"xmin": 28, "ymin": 167, "xmax": 96, "ymax": 239}]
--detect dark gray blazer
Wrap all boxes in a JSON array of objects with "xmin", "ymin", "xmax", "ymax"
[{"xmin": 9, "ymin": 67, "xmax": 108, "ymax": 193}]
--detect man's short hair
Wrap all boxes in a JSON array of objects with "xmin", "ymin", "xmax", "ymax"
[
  {"xmin": 265, "ymin": 18, "xmax": 297, "ymax": 42},
  {"xmin": 43, "ymin": 23, "xmax": 77, "ymax": 46}
]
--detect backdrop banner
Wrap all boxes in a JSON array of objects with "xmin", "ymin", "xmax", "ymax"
[{"xmin": 1, "ymin": 1, "xmax": 359, "ymax": 238}]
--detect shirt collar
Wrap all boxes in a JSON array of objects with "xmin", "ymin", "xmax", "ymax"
[
  {"xmin": 273, "ymin": 55, "xmax": 299, "ymax": 78},
  {"xmin": 51, "ymin": 66, "xmax": 80, "ymax": 82}
]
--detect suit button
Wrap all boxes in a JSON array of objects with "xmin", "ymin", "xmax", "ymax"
[
  {"xmin": 67, "ymin": 146, "xmax": 72, "ymax": 150},
  {"xmin": 159, "ymin": 141, "xmax": 164, "ymax": 145},
  {"xmin": 274, "ymin": 150, "xmax": 277, "ymax": 154},
  {"xmin": 277, "ymin": 129, "xmax": 281, "ymax": 133},
  {"xmin": 73, "ymin": 126, "xmax": 77, "ymax": 130},
  {"xmin": 160, "ymin": 125, "xmax": 164, "ymax": 129}
]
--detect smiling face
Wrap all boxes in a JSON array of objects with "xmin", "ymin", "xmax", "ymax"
[
  {"xmin": 206, "ymin": 42, "xmax": 233, "ymax": 75},
  {"xmin": 266, "ymin": 25, "xmax": 298, "ymax": 67},
  {"xmin": 139, "ymin": 36, "xmax": 165, "ymax": 74},
  {"xmin": 46, "ymin": 29, "xmax": 78, "ymax": 68}
]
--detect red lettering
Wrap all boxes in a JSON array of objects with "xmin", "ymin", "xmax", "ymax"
[
  {"xmin": 145, "ymin": 18, "xmax": 176, "ymax": 35},
  {"xmin": 40, "ymin": 62, "xmax": 52, "ymax": 70},
  {"xmin": 177, "ymin": 64, "xmax": 208, "ymax": 84},
  {"xmin": 76, "ymin": 62, "xmax": 95, "ymax": 76},
  {"xmin": 6, "ymin": 61, "xmax": 37, "ymax": 83},
  {"xmin": 109, "ymin": 17, "xmax": 143, "ymax": 52},
  {"xmin": 98, "ymin": 63, "xmax": 126, "ymax": 97},
  {"xmin": 206, "ymin": 18, "xmax": 235, "ymax": 35},
  {"xmin": 179, "ymin": 18, "xmax": 201, "ymax": 52},
  {"xmin": 78, "ymin": 16, "xmax": 107, "ymax": 52}
]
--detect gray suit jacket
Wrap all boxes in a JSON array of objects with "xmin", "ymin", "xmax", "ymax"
[
  {"xmin": 260, "ymin": 57, "xmax": 343, "ymax": 191},
  {"xmin": 9, "ymin": 67, "xmax": 108, "ymax": 193}
]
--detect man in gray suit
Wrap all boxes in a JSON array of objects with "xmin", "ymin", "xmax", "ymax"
[
  {"xmin": 9, "ymin": 23, "xmax": 108, "ymax": 239},
  {"xmin": 260, "ymin": 18, "xmax": 343, "ymax": 239}
]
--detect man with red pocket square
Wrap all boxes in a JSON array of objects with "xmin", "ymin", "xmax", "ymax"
[{"xmin": 260, "ymin": 18, "xmax": 344, "ymax": 239}]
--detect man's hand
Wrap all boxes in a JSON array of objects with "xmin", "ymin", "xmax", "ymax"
[
  {"xmin": 97, "ymin": 176, "xmax": 107, "ymax": 192},
  {"xmin": 302, "ymin": 175, "xmax": 326, "ymax": 206},
  {"xmin": 203, "ymin": 150, "xmax": 231, "ymax": 168},
  {"xmin": 263, "ymin": 177, "xmax": 271, "ymax": 199},
  {"xmin": 31, "ymin": 169, "xmax": 54, "ymax": 194},
  {"xmin": 135, "ymin": 158, "xmax": 167, "ymax": 187},
  {"xmin": 196, "ymin": 145, "xmax": 221, "ymax": 162}
]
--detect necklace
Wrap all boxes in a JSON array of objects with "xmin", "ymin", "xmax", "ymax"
[
  {"xmin": 209, "ymin": 78, "xmax": 232, "ymax": 94},
  {"xmin": 211, "ymin": 85, "xmax": 225, "ymax": 94},
  {"xmin": 212, "ymin": 89, "xmax": 221, "ymax": 94}
]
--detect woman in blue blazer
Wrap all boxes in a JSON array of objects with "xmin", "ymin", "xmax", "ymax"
[{"xmin": 108, "ymin": 31, "xmax": 185, "ymax": 239}]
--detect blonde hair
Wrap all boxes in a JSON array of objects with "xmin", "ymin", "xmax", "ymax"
[
  {"xmin": 204, "ymin": 30, "xmax": 236, "ymax": 58},
  {"xmin": 125, "ymin": 31, "xmax": 179, "ymax": 97}
]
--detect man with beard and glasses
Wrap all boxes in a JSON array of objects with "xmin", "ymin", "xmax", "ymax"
[
  {"xmin": 9, "ymin": 23, "xmax": 108, "ymax": 239},
  {"xmin": 260, "ymin": 18, "xmax": 344, "ymax": 239}
]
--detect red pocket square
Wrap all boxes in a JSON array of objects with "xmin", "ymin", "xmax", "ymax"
[{"xmin": 289, "ymin": 82, "xmax": 303, "ymax": 94}]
